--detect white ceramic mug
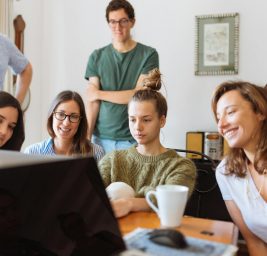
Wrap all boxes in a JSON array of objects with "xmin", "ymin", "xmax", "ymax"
[{"xmin": 145, "ymin": 184, "xmax": 189, "ymax": 228}]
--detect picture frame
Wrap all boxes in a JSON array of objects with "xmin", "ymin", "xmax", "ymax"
[{"xmin": 195, "ymin": 13, "xmax": 239, "ymax": 76}]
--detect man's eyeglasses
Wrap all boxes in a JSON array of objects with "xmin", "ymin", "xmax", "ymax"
[
  {"xmin": 53, "ymin": 112, "xmax": 81, "ymax": 123},
  {"xmin": 108, "ymin": 18, "xmax": 130, "ymax": 28}
]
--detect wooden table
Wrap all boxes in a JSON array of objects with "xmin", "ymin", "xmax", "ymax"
[{"xmin": 119, "ymin": 212, "xmax": 238, "ymax": 245}]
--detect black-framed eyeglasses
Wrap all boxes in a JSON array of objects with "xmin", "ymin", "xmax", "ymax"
[
  {"xmin": 53, "ymin": 112, "xmax": 82, "ymax": 123},
  {"xmin": 108, "ymin": 18, "xmax": 130, "ymax": 28}
]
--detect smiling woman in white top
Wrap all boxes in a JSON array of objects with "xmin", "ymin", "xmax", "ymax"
[
  {"xmin": 211, "ymin": 81, "xmax": 267, "ymax": 256},
  {"xmin": 24, "ymin": 90, "xmax": 104, "ymax": 162}
]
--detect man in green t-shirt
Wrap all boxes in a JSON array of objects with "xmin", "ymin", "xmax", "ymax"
[{"xmin": 84, "ymin": 0, "xmax": 159, "ymax": 154}]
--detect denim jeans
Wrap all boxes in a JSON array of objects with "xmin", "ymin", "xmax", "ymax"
[{"xmin": 92, "ymin": 136, "xmax": 136, "ymax": 154}]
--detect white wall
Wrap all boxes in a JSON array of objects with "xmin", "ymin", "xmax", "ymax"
[
  {"xmin": 14, "ymin": 0, "xmax": 267, "ymax": 150},
  {"xmin": 13, "ymin": 0, "xmax": 43, "ymax": 149}
]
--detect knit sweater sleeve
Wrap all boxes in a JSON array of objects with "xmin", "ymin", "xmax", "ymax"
[
  {"xmin": 99, "ymin": 149, "xmax": 136, "ymax": 189},
  {"xmin": 161, "ymin": 158, "xmax": 196, "ymax": 197},
  {"xmin": 98, "ymin": 151, "xmax": 114, "ymax": 187}
]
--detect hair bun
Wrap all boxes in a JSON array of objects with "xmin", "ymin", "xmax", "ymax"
[{"xmin": 143, "ymin": 68, "xmax": 162, "ymax": 91}]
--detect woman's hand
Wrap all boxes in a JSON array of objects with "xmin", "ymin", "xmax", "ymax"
[
  {"xmin": 110, "ymin": 198, "xmax": 133, "ymax": 218},
  {"xmin": 110, "ymin": 197, "xmax": 151, "ymax": 218}
]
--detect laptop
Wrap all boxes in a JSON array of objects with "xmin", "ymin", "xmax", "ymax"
[
  {"xmin": 0, "ymin": 150, "xmax": 131, "ymax": 256},
  {"xmin": 0, "ymin": 151, "xmax": 237, "ymax": 256}
]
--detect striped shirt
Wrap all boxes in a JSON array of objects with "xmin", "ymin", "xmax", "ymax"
[{"xmin": 24, "ymin": 138, "xmax": 105, "ymax": 162}]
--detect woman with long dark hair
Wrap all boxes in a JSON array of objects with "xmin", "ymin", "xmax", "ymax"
[
  {"xmin": 0, "ymin": 91, "xmax": 24, "ymax": 150},
  {"xmin": 24, "ymin": 90, "xmax": 104, "ymax": 161}
]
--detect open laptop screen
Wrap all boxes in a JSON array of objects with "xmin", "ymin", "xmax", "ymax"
[{"xmin": 0, "ymin": 154, "xmax": 126, "ymax": 255}]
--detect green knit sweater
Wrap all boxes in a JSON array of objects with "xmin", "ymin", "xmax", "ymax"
[{"xmin": 99, "ymin": 146, "xmax": 196, "ymax": 198}]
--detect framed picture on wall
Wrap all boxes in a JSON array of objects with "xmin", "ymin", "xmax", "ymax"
[{"xmin": 195, "ymin": 13, "xmax": 239, "ymax": 76}]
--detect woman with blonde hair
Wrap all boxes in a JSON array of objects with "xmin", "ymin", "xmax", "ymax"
[
  {"xmin": 99, "ymin": 69, "xmax": 196, "ymax": 218},
  {"xmin": 212, "ymin": 81, "xmax": 267, "ymax": 256}
]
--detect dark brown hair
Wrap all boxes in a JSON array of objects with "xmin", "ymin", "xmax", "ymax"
[
  {"xmin": 106, "ymin": 0, "xmax": 135, "ymax": 22},
  {"xmin": 130, "ymin": 68, "xmax": 168, "ymax": 118},
  {"xmin": 47, "ymin": 90, "xmax": 90, "ymax": 155},
  {"xmin": 0, "ymin": 91, "xmax": 24, "ymax": 151},
  {"xmin": 211, "ymin": 81, "xmax": 267, "ymax": 177}
]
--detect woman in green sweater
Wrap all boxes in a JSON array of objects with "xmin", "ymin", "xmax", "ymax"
[{"xmin": 99, "ymin": 68, "xmax": 196, "ymax": 218}]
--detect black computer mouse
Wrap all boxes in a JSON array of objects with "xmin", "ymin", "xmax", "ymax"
[{"xmin": 148, "ymin": 229, "xmax": 188, "ymax": 249}]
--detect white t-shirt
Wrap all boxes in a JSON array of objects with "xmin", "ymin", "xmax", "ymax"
[{"xmin": 216, "ymin": 159, "xmax": 267, "ymax": 243}]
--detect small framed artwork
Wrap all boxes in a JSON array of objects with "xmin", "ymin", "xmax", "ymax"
[{"xmin": 195, "ymin": 13, "xmax": 239, "ymax": 76}]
